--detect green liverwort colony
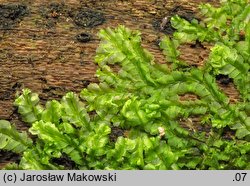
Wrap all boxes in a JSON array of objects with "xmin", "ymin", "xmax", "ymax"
[{"xmin": 0, "ymin": 0, "xmax": 249, "ymax": 170}]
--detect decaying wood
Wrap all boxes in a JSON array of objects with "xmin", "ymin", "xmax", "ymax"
[{"xmin": 0, "ymin": 0, "xmax": 238, "ymax": 168}]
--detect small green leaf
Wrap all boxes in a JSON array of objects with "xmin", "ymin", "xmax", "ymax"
[
  {"xmin": 14, "ymin": 89, "xmax": 43, "ymax": 124},
  {"xmin": 0, "ymin": 120, "xmax": 32, "ymax": 153}
]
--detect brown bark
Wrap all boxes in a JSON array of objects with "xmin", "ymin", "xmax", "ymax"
[{"xmin": 0, "ymin": 0, "xmax": 238, "ymax": 168}]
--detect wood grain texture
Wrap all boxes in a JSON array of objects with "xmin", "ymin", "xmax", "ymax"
[{"xmin": 0, "ymin": 0, "xmax": 238, "ymax": 168}]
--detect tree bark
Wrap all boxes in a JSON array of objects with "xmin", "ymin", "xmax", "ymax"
[{"xmin": 0, "ymin": 0, "xmax": 238, "ymax": 168}]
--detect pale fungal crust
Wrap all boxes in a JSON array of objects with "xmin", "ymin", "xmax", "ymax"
[{"xmin": 158, "ymin": 127, "xmax": 165, "ymax": 137}]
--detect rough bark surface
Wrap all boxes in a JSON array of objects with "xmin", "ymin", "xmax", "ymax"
[{"xmin": 0, "ymin": 0, "xmax": 239, "ymax": 168}]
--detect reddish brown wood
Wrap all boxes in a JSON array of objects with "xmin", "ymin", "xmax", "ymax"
[{"xmin": 0, "ymin": 0, "xmax": 237, "ymax": 169}]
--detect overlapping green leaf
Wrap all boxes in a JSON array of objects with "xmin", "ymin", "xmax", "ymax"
[
  {"xmin": 0, "ymin": 120, "xmax": 32, "ymax": 153},
  {"xmin": 1, "ymin": 0, "xmax": 249, "ymax": 170},
  {"xmin": 29, "ymin": 120, "xmax": 84, "ymax": 165},
  {"xmin": 14, "ymin": 89, "xmax": 43, "ymax": 124},
  {"xmin": 61, "ymin": 92, "xmax": 91, "ymax": 130}
]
